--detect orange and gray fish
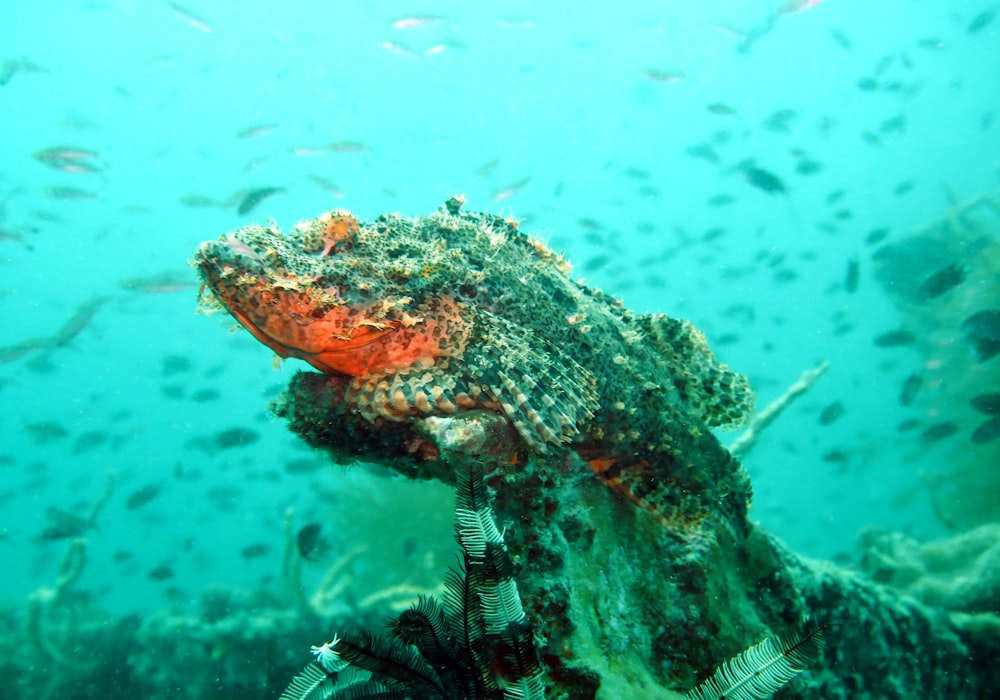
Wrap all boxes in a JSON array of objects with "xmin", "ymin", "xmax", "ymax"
[{"xmin": 166, "ymin": 1, "xmax": 213, "ymax": 33}]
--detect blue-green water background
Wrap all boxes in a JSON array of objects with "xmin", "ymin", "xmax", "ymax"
[{"xmin": 1, "ymin": 0, "xmax": 997, "ymax": 615}]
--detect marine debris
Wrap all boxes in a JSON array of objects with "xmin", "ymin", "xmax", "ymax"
[{"xmin": 189, "ymin": 198, "xmax": 997, "ymax": 697}]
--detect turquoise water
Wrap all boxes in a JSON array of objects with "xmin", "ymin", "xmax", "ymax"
[{"xmin": 1, "ymin": 0, "xmax": 998, "ymax": 685}]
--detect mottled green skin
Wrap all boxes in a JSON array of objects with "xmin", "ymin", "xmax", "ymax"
[{"xmin": 196, "ymin": 197, "xmax": 754, "ymax": 524}]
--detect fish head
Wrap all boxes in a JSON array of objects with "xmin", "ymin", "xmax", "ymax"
[{"xmin": 193, "ymin": 210, "xmax": 473, "ymax": 377}]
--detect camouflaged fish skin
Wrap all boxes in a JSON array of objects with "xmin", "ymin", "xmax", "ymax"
[{"xmin": 194, "ymin": 197, "xmax": 754, "ymax": 521}]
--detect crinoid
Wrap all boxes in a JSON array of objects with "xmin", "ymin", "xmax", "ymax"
[
  {"xmin": 685, "ymin": 622, "xmax": 827, "ymax": 700},
  {"xmin": 279, "ymin": 461, "xmax": 544, "ymax": 700}
]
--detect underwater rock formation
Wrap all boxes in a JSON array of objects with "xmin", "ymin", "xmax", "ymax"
[
  {"xmin": 191, "ymin": 199, "xmax": 997, "ymax": 698},
  {"xmin": 857, "ymin": 524, "xmax": 1000, "ymax": 616}
]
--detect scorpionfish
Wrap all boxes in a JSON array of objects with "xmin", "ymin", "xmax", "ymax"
[{"xmin": 194, "ymin": 197, "xmax": 754, "ymax": 525}]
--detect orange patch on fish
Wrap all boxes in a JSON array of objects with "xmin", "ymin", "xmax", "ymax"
[{"xmin": 199, "ymin": 238, "xmax": 469, "ymax": 377}]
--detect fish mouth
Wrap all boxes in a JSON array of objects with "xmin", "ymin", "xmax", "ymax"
[
  {"xmin": 195, "ymin": 238, "xmax": 400, "ymax": 373},
  {"xmin": 194, "ymin": 239, "xmax": 288, "ymax": 355}
]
